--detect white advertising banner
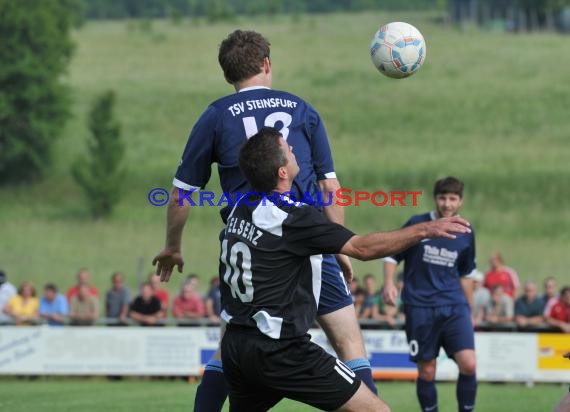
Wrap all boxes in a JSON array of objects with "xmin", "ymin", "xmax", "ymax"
[{"xmin": 0, "ymin": 327, "xmax": 569, "ymax": 382}]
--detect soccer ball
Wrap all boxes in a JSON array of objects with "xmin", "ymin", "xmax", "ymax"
[{"xmin": 370, "ymin": 22, "xmax": 426, "ymax": 79}]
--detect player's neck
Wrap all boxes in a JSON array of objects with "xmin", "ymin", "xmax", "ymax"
[{"xmin": 235, "ymin": 74, "xmax": 271, "ymax": 92}]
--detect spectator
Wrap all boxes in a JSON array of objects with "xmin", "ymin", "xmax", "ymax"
[
  {"xmin": 69, "ymin": 284, "xmax": 99, "ymax": 326},
  {"xmin": 349, "ymin": 277, "xmax": 359, "ymax": 296},
  {"xmin": 173, "ymin": 275, "xmax": 205, "ymax": 322},
  {"xmin": 0, "ymin": 270, "xmax": 17, "ymax": 324},
  {"xmin": 205, "ymin": 276, "xmax": 221, "ymax": 323},
  {"xmin": 485, "ymin": 285, "xmax": 514, "ymax": 325},
  {"xmin": 514, "ymin": 281, "xmax": 546, "ymax": 328},
  {"xmin": 470, "ymin": 270, "xmax": 490, "ymax": 326},
  {"xmin": 483, "ymin": 251, "xmax": 520, "ymax": 298},
  {"xmin": 66, "ymin": 268, "xmax": 99, "ymax": 301},
  {"xmin": 359, "ymin": 274, "xmax": 380, "ymax": 319},
  {"xmin": 546, "ymin": 286, "xmax": 570, "ymax": 333},
  {"xmin": 375, "ymin": 291, "xmax": 399, "ymax": 327},
  {"xmin": 542, "ymin": 276, "xmax": 559, "ymax": 317},
  {"xmin": 353, "ymin": 288, "xmax": 366, "ymax": 316},
  {"xmin": 129, "ymin": 282, "xmax": 162, "ymax": 326},
  {"xmin": 3, "ymin": 281, "xmax": 39, "ymax": 325},
  {"xmin": 39, "ymin": 283, "xmax": 68, "ymax": 326},
  {"xmin": 149, "ymin": 273, "xmax": 169, "ymax": 318},
  {"xmin": 105, "ymin": 272, "xmax": 131, "ymax": 325}
]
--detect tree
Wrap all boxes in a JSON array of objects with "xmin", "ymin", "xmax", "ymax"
[
  {"xmin": 0, "ymin": 0, "xmax": 78, "ymax": 184},
  {"xmin": 72, "ymin": 91, "xmax": 126, "ymax": 219}
]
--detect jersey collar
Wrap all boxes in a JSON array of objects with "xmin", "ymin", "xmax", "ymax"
[{"xmin": 238, "ymin": 86, "xmax": 271, "ymax": 93}]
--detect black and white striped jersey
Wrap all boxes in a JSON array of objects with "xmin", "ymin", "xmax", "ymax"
[{"xmin": 219, "ymin": 193, "xmax": 354, "ymax": 339}]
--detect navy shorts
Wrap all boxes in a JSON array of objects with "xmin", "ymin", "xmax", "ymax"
[
  {"xmin": 404, "ymin": 304, "xmax": 474, "ymax": 362},
  {"xmin": 316, "ymin": 254, "xmax": 353, "ymax": 316}
]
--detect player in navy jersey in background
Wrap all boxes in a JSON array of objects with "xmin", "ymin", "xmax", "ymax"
[
  {"xmin": 153, "ymin": 30, "xmax": 374, "ymax": 411},
  {"xmin": 383, "ymin": 177, "xmax": 477, "ymax": 412},
  {"xmin": 219, "ymin": 127, "xmax": 470, "ymax": 411}
]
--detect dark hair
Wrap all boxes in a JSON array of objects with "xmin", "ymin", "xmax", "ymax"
[
  {"xmin": 218, "ymin": 30, "xmax": 270, "ymax": 84},
  {"xmin": 560, "ymin": 286, "xmax": 570, "ymax": 296},
  {"xmin": 44, "ymin": 283, "xmax": 57, "ymax": 293},
  {"xmin": 433, "ymin": 176, "xmax": 464, "ymax": 198},
  {"xmin": 363, "ymin": 273, "xmax": 375, "ymax": 282},
  {"xmin": 239, "ymin": 127, "xmax": 287, "ymax": 193},
  {"xmin": 187, "ymin": 273, "xmax": 199, "ymax": 281},
  {"xmin": 111, "ymin": 272, "xmax": 123, "ymax": 281}
]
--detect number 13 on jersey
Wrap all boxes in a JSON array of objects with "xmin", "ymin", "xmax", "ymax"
[{"xmin": 242, "ymin": 111, "xmax": 292, "ymax": 140}]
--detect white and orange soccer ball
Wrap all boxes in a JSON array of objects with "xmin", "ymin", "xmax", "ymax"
[{"xmin": 370, "ymin": 22, "xmax": 426, "ymax": 79}]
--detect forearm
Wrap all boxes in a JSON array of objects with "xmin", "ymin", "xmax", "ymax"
[
  {"xmin": 384, "ymin": 261, "xmax": 397, "ymax": 285},
  {"xmin": 460, "ymin": 278, "xmax": 475, "ymax": 313},
  {"xmin": 342, "ymin": 223, "xmax": 428, "ymax": 261},
  {"xmin": 165, "ymin": 187, "xmax": 192, "ymax": 250}
]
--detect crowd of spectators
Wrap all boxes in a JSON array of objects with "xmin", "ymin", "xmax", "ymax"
[
  {"xmin": 0, "ymin": 269, "xmax": 222, "ymax": 327},
  {"xmin": 1, "ymin": 251, "xmax": 568, "ymax": 332},
  {"xmin": 350, "ymin": 251, "xmax": 570, "ymax": 332}
]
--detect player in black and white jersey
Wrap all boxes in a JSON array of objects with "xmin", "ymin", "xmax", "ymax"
[{"xmin": 220, "ymin": 127, "xmax": 471, "ymax": 411}]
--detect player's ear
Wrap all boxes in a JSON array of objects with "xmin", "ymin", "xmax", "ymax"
[
  {"xmin": 277, "ymin": 165, "xmax": 288, "ymax": 180},
  {"xmin": 262, "ymin": 56, "xmax": 271, "ymax": 74}
]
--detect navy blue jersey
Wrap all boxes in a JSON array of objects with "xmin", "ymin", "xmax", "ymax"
[
  {"xmin": 385, "ymin": 211, "xmax": 476, "ymax": 307},
  {"xmin": 174, "ymin": 86, "xmax": 336, "ymax": 223}
]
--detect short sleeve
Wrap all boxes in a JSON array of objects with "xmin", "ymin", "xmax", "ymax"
[
  {"xmin": 283, "ymin": 206, "xmax": 354, "ymax": 256},
  {"xmin": 173, "ymin": 105, "xmax": 219, "ymax": 191},
  {"xmin": 306, "ymin": 105, "xmax": 336, "ymax": 181}
]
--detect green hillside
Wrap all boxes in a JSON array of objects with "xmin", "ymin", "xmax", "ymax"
[{"xmin": 1, "ymin": 11, "xmax": 569, "ymax": 294}]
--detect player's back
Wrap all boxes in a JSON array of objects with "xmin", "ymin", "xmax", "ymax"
[{"xmin": 175, "ymin": 87, "xmax": 335, "ymax": 223}]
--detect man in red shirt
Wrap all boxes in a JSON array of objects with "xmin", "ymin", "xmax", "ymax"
[
  {"xmin": 173, "ymin": 275, "xmax": 205, "ymax": 322},
  {"xmin": 149, "ymin": 273, "xmax": 169, "ymax": 318},
  {"xmin": 483, "ymin": 251, "xmax": 519, "ymax": 298},
  {"xmin": 546, "ymin": 287, "xmax": 570, "ymax": 333},
  {"xmin": 66, "ymin": 268, "xmax": 98, "ymax": 301}
]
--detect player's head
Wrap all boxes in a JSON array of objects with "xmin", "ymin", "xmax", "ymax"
[
  {"xmin": 218, "ymin": 30, "xmax": 271, "ymax": 87},
  {"xmin": 239, "ymin": 127, "xmax": 298, "ymax": 193},
  {"xmin": 433, "ymin": 176, "xmax": 464, "ymax": 218}
]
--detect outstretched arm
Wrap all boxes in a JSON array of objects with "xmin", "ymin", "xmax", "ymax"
[
  {"xmin": 341, "ymin": 216, "xmax": 471, "ymax": 261},
  {"xmin": 153, "ymin": 187, "xmax": 191, "ymax": 282}
]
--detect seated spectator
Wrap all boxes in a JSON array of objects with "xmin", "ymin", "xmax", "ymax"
[
  {"xmin": 375, "ymin": 291, "xmax": 399, "ymax": 327},
  {"xmin": 546, "ymin": 286, "xmax": 570, "ymax": 333},
  {"xmin": 3, "ymin": 281, "xmax": 39, "ymax": 325},
  {"xmin": 149, "ymin": 273, "xmax": 169, "ymax": 318},
  {"xmin": 485, "ymin": 285, "xmax": 514, "ymax": 325},
  {"xmin": 353, "ymin": 287, "xmax": 366, "ymax": 316},
  {"xmin": 205, "ymin": 276, "xmax": 221, "ymax": 323},
  {"xmin": 470, "ymin": 270, "xmax": 490, "ymax": 326},
  {"xmin": 0, "ymin": 270, "xmax": 17, "ymax": 325},
  {"xmin": 39, "ymin": 283, "xmax": 68, "ymax": 326},
  {"xmin": 542, "ymin": 276, "xmax": 559, "ymax": 317},
  {"xmin": 129, "ymin": 282, "xmax": 162, "ymax": 326},
  {"xmin": 66, "ymin": 268, "xmax": 99, "ymax": 301},
  {"xmin": 483, "ymin": 251, "xmax": 520, "ymax": 298},
  {"xmin": 105, "ymin": 272, "xmax": 131, "ymax": 325},
  {"xmin": 173, "ymin": 275, "xmax": 205, "ymax": 322},
  {"xmin": 349, "ymin": 277, "xmax": 359, "ymax": 296},
  {"xmin": 359, "ymin": 274, "xmax": 380, "ymax": 319},
  {"xmin": 69, "ymin": 284, "xmax": 99, "ymax": 326},
  {"xmin": 514, "ymin": 281, "xmax": 546, "ymax": 328}
]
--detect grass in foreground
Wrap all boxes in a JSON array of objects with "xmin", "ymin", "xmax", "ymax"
[{"xmin": 0, "ymin": 378, "xmax": 565, "ymax": 411}]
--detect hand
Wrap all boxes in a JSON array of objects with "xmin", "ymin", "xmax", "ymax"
[
  {"xmin": 563, "ymin": 352, "xmax": 570, "ymax": 359},
  {"xmin": 383, "ymin": 282, "xmax": 398, "ymax": 306},
  {"xmin": 152, "ymin": 248, "xmax": 184, "ymax": 282},
  {"xmin": 335, "ymin": 254, "xmax": 353, "ymax": 283},
  {"xmin": 424, "ymin": 216, "xmax": 471, "ymax": 239}
]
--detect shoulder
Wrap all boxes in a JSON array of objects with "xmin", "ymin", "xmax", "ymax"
[{"xmin": 406, "ymin": 212, "xmax": 432, "ymax": 226}]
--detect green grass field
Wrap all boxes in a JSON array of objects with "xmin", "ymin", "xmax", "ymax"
[
  {"xmin": 1, "ymin": 11, "xmax": 569, "ymax": 295},
  {"xmin": 0, "ymin": 379, "xmax": 565, "ymax": 411}
]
